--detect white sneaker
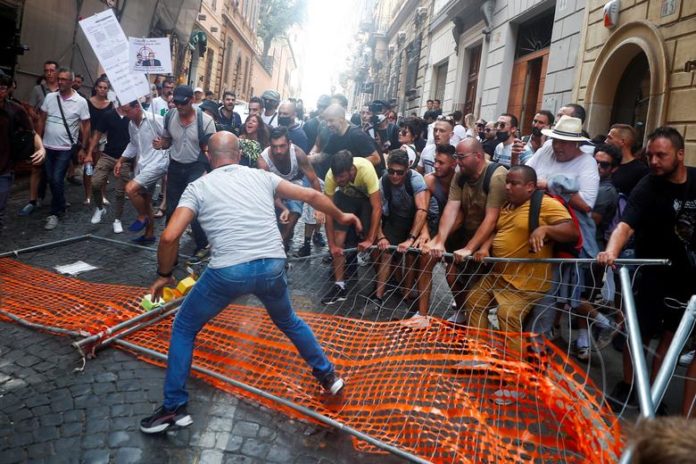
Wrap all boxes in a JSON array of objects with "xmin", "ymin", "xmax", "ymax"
[
  {"xmin": 447, "ymin": 311, "xmax": 467, "ymax": 324},
  {"xmin": 103, "ymin": 197, "xmax": 110, "ymax": 206},
  {"xmin": 91, "ymin": 207, "xmax": 106, "ymax": 224},
  {"xmin": 113, "ymin": 219, "xmax": 123, "ymax": 234},
  {"xmin": 44, "ymin": 215, "xmax": 59, "ymax": 230},
  {"xmin": 679, "ymin": 350, "xmax": 695, "ymax": 367}
]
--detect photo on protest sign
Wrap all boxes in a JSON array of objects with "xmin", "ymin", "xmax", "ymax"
[{"xmin": 129, "ymin": 37, "xmax": 172, "ymax": 74}]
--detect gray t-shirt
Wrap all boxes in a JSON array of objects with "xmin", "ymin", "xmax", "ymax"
[
  {"xmin": 380, "ymin": 170, "xmax": 427, "ymax": 218},
  {"xmin": 178, "ymin": 165, "xmax": 286, "ymax": 268},
  {"xmin": 163, "ymin": 109, "xmax": 216, "ymax": 163}
]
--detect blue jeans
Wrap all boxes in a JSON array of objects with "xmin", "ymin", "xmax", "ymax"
[
  {"xmin": 44, "ymin": 148, "xmax": 73, "ymax": 215},
  {"xmin": 0, "ymin": 172, "xmax": 12, "ymax": 231},
  {"xmin": 163, "ymin": 258, "xmax": 334, "ymax": 409},
  {"xmin": 166, "ymin": 160, "xmax": 208, "ymax": 251}
]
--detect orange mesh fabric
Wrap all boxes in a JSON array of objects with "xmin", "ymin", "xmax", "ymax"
[{"xmin": 0, "ymin": 258, "xmax": 623, "ymax": 462}]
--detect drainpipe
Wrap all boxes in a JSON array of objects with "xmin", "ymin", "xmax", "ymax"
[{"xmin": 475, "ymin": 0, "xmax": 495, "ymax": 116}]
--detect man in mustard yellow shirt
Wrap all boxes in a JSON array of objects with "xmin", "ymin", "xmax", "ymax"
[
  {"xmin": 468, "ymin": 166, "xmax": 577, "ymax": 354},
  {"xmin": 322, "ymin": 150, "xmax": 382, "ymax": 304}
]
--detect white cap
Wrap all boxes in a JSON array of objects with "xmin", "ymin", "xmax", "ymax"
[{"xmin": 194, "ymin": 87, "xmax": 204, "ymax": 93}]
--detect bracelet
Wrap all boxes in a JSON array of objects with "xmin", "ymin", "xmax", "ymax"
[{"xmin": 157, "ymin": 269, "xmax": 173, "ymax": 278}]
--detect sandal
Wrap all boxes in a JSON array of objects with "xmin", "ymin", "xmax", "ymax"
[{"xmin": 153, "ymin": 208, "xmax": 165, "ymax": 219}]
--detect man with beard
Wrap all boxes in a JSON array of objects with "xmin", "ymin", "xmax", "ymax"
[
  {"xmin": 492, "ymin": 113, "xmax": 519, "ymax": 167},
  {"xmin": 217, "ymin": 91, "xmax": 242, "ymax": 135},
  {"xmin": 423, "ymin": 138, "xmax": 508, "ymax": 319},
  {"xmin": 604, "ymin": 123, "xmax": 649, "ymax": 195},
  {"xmin": 516, "ymin": 110, "xmax": 554, "ymax": 164},
  {"xmin": 599, "ymin": 126, "xmax": 696, "ymax": 416},
  {"xmin": 277, "ymin": 100, "xmax": 309, "ymax": 153},
  {"xmin": 257, "ymin": 126, "xmax": 321, "ymax": 252}
]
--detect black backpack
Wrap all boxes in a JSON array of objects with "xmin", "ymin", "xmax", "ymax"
[
  {"xmin": 5, "ymin": 100, "xmax": 35, "ymax": 162},
  {"xmin": 528, "ymin": 189, "xmax": 583, "ymax": 258},
  {"xmin": 457, "ymin": 162, "xmax": 505, "ymax": 194},
  {"xmin": 163, "ymin": 108, "xmax": 214, "ymax": 164}
]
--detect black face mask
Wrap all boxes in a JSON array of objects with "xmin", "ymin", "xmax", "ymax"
[
  {"xmin": 478, "ymin": 131, "xmax": 486, "ymax": 140},
  {"xmin": 277, "ymin": 116, "xmax": 292, "ymax": 127},
  {"xmin": 531, "ymin": 126, "xmax": 543, "ymax": 137},
  {"xmin": 496, "ymin": 131, "xmax": 509, "ymax": 142}
]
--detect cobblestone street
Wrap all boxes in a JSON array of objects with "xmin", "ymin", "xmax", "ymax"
[{"xmin": 0, "ymin": 177, "xmax": 405, "ymax": 464}]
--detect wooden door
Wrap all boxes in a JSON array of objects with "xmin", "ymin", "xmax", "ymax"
[{"xmin": 507, "ymin": 48, "xmax": 550, "ymax": 135}]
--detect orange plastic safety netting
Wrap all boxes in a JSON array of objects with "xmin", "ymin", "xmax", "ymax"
[{"xmin": 0, "ymin": 257, "xmax": 623, "ymax": 463}]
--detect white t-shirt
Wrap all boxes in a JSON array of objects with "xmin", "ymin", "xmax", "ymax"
[
  {"xmin": 451, "ymin": 124, "xmax": 467, "ymax": 145},
  {"xmin": 40, "ymin": 91, "xmax": 90, "ymax": 151},
  {"xmin": 526, "ymin": 140, "xmax": 600, "ymax": 208},
  {"xmin": 121, "ymin": 112, "xmax": 168, "ymax": 172},
  {"xmin": 262, "ymin": 111, "xmax": 279, "ymax": 128},
  {"xmin": 418, "ymin": 139, "xmax": 456, "ymax": 174},
  {"xmin": 151, "ymin": 97, "xmax": 169, "ymax": 117},
  {"xmin": 178, "ymin": 165, "xmax": 286, "ymax": 268}
]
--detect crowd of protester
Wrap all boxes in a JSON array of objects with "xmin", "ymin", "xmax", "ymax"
[{"xmin": 1, "ymin": 60, "xmax": 695, "ymax": 416}]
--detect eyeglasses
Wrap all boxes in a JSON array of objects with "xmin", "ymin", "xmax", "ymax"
[
  {"xmin": 596, "ymin": 160, "xmax": 613, "ymax": 169},
  {"xmin": 453, "ymin": 152, "xmax": 476, "ymax": 160},
  {"xmin": 387, "ymin": 168, "xmax": 406, "ymax": 176}
]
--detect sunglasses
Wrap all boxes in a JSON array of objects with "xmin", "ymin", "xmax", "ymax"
[
  {"xmin": 387, "ymin": 168, "xmax": 406, "ymax": 176},
  {"xmin": 596, "ymin": 161, "xmax": 613, "ymax": 169},
  {"xmin": 475, "ymin": 123, "xmax": 485, "ymax": 128},
  {"xmin": 454, "ymin": 152, "xmax": 475, "ymax": 160},
  {"xmin": 437, "ymin": 115, "xmax": 454, "ymax": 122}
]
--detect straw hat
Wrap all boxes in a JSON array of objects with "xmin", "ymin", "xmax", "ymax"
[{"xmin": 541, "ymin": 115, "xmax": 589, "ymax": 142}]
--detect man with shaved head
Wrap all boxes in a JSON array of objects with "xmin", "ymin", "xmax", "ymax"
[
  {"xmin": 140, "ymin": 131, "xmax": 362, "ymax": 434},
  {"xmin": 605, "ymin": 123, "xmax": 649, "ymax": 195},
  {"xmin": 423, "ymin": 137, "xmax": 508, "ymax": 320},
  {"xmin": 309, "ymin": 103, "xmax": 380, "ymax": 178},
  {"xmin": 277, "ymin": 99, "xmax": 309, "ymax": 152}
]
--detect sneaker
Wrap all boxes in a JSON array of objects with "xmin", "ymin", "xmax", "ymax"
[
  {"xmin": 607, "ymin": 380, "xmax": 636, "ymax": 412},
  {"xmin": 321, "ymin": 284, "xmax": 347, "ymax": 305},
  {"xmin": 113, "ymin": 219, "xmax": 123, "ymax": 234},
  {"xmin": 320, "ymin": 372, "xmax": 345, "ymax": 395},
  {"xmin": 18, "ymin": 202, "xmax": 36, "ymax": 216},
  {"xmin": 493, "ymin": 389, "xmax": 525, "ymax": 406},
  {"xmin": 679, "ymin": 350, "xmax": 695, "ymax": 367},
  {"xmin": 188, "ymin": 247, "xmax": 210, "ymax": 264},
  {"xmin": 140, "ymin": 405, "xmax": 193, "ymax": 434},
  {"xmin": 296, "ymin": 242, "xmax": 311, "ymax": 257},
  {"xmin": 83, "ymin": 198, "xmax": 91, "ymax": 206},
  {"xmin": 91, "ymin": 207, "xmax": 107, "ymax": 224},
  {"xmin": 128, "ymin": 217, "xmax": 149, "ymax": 233},
  {"xmin": 103, "ymin": 197, "xmax": 110, "ymax": 206},
  {"xmin": 591, "ymin": 320, "xmax": 620, "ymax": 351},
  {"xmin": 447, "ymin": 311, "xmax": 467, "ymax": 324},
  {"xmin": 362, "ymin": 296, "xmax": 383, "ymax": 316},
  {"xmin": 44, "ymin": 215, "xmax": 59, "ymax": 230},
  {"xmin": 357, "ymin": 251, "xmax": 370, "ymax": 267},
  {"xmin": 312, "ymin": 231, "xmax": 326, "ymax": 247}
]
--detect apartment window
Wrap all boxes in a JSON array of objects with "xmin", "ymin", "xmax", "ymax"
[
  {"xmin": 404, "ymin": 36, "xmax": 420, "ymax": 95},
  {"xmin": 463, "ymin": 45, "xmax": 481, "ymax": 115},
  {"xmin": 433, "ymin": 61, "xmax": 448, "ymax": 103}
]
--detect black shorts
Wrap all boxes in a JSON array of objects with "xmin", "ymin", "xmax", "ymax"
[
  {"xmin": 635, "ymin": 268, "xmax": 695, "ymax": 339},
  {"xmin": 332, "ymin": 190, "xmax": 372, "ymax": 247},
  {"xmin": 382, "ymin": 214, "xmax": 413, "ymax": 245}
]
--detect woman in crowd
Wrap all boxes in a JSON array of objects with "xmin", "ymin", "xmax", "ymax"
[
  {"xmin": 85, "ymin": 76, "xmax": 114, "ymax": 205},
  {"xmin": 397, "ymin": 119, "xmax": 420, "ymax": 169},
  {"xmin": 238, "ymin": 114, "xmax": 269, "ymax": 168}
]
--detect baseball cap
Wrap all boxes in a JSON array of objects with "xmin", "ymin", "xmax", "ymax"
[
  {"xmin": 194, "ymin": 87, "xmax": 204, "ymax": 93},
  {"xmin": 262, "ymin": 90, "xmax": 280, "ymax": 102},
  {"xmin": 172, "ymin": 85, "xmax": 194, "ymax": 104}
]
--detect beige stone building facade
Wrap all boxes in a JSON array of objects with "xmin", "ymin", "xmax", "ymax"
[{"xmin": 574, "ymin": 0, "xmax": 696, "ymax": 164}]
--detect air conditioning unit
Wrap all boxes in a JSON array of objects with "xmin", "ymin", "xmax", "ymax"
[
  {"xmin": 198, "ymin": 14, "xmax": 206, "ymax": 21},
  {"xmin": 211, "ymin": 27, "xmax": 218, "ymax": 32}
]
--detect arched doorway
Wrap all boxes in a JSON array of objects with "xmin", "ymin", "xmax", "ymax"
[
  {"xmin": 610, "ymin": 52, "xmax": 650, "ymax": 142},
  {"xmin": 583, "ymin": 21, "xmax": 668, "ymax": 142}
]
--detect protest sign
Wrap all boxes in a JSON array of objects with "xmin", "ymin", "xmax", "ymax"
[
  {"xmin": 130, "ymin": 37, "xmax": 172, "ymax": 74},
  {"xmin": 79, "ymin": 9, "xmax": 150, "ymax": 104}
]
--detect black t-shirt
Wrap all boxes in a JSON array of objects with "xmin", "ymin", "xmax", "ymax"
[
  {"xmin": 611, "ymin": 158, "xmax": 649, "ymax": 195},
  {"xmin": 303, "ymin": 117, "xmax": 322, "ymax": 149},
  {"xmin": 0, "ymin": 100, "xmax": 33, "ymax": 175},
  {"xmin": 622, "ymin": 167, "xmax": 696, "ymax": 291},
  {"xmin": 322, "ymin": 124, "xmax": 377, "ymax": 156},
  {"xmin": 88, "ymin": 99, "xmax": 114, "ymax": 134},
  {"xmin": 95, "ymin": 108, "xmax": 131, "ymax": 159},
  {"xmin": 482, "ymin": 138, "xmax": 497, "ymax": 158}
]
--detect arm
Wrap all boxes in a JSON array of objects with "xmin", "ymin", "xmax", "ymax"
[
  {"xmin": 360, "ymin": 191, "xmax": 383, "ymax": 251},
  {"xmin": 597, "ymin": 222, "xmax": 634, "ymax": 266},
  {"xmin": 397, "ymin": 191, "xmax": 428, "ymax": 253},
  {"xmin": 473, "ymin": 233, "xmax": 495, "ymax": 262},
  {"xmin": 425, "ymin": 199, "xmax": 462, "ymax": 258},
  {"xmin": 568, "ymin": 193, "xmax": 592, "ymax": 214},
  {"xmin": 276, "ymin": 181, "xmax": 362, "ymax": 233},
  {"xmin": 30, "ymin": 133, "xmax": 46, "ymax": 165},
  {"xmin": 297, "ymin": 149, "xmax": 321, "ymax": 192},
  {"xmin": 79, "ymin": 119, "xmax": 91, "ymax": 147},
  {"xmin": 528, "ymin": 219, "xmax": 577, "ymax": 253},
  {"xmin": 256, "ymin": 155, "xmax": 269, "ymax": 171},
  {"xmin": 148, "ymin": 207, "xmax": 196, "ymax": 300},
  {"xmin": 36, "ymin": 111, "xmax": 47, "ymax": 138},
  {"xmin": 85, "ymin": 130, "xmax": 103, "ymax": 165},
  {"xmin": 365, "ymin": 150, "xmax": 381, "ymax": 167},
  {"xmin": 455, "ymin": 207, "xmax": 500, "ymax": 261}
]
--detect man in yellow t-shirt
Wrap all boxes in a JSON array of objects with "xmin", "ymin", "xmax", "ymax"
[
  {"xmin": 467, "ymin": 165, "xmax": 578, "ymax": 358},
  {"xmin": 322, "ymin": 150, "xmax": 383, "ymax": 304}
]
